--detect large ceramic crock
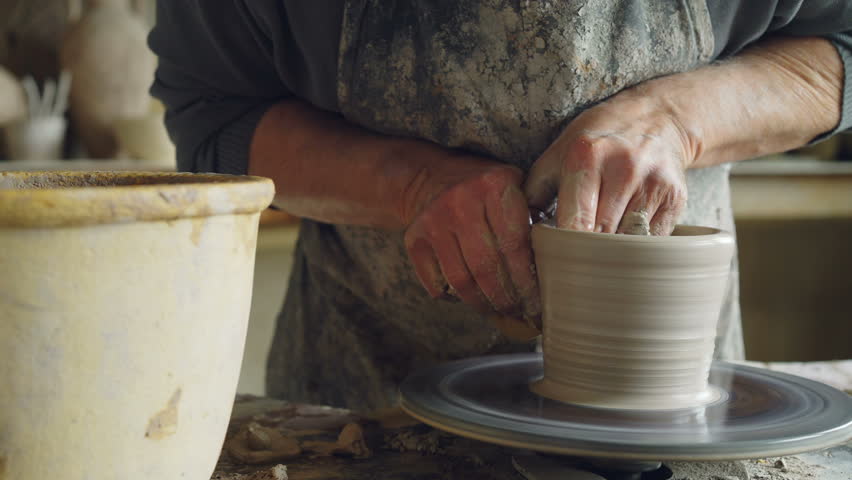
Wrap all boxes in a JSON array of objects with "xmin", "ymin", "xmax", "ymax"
[
  {"xmin": 530, "ymin": 224, "xmax": 735, "ymax": 410},
  {"xmin": 0, "ymin": 171, "xmax": 273, "ymax": 479}
]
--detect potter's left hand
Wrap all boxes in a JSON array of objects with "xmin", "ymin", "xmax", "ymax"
[{"xmin": 524, "ymin": 95, "xmax": 692, "ymax": 235}]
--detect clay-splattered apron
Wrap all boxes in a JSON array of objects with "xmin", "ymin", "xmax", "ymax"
[{"xmin": 267, "ymin": 0, "xmax": 743, "ymax": 412}]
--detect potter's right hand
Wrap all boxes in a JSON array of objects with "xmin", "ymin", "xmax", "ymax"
[{"xmin": 402, "ymin": 155, "xmax": 541, "ymax": 323}]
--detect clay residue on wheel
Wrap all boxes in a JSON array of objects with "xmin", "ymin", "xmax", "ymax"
[{"xmin": 145, "ymin": 388, "xmax": 181, "ymax": 439}]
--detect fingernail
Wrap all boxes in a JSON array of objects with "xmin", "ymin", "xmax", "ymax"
[{"xmin": 594, "ymin": 224, "xmax": 603, "ymax": 233}]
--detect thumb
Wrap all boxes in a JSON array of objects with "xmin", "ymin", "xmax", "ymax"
[{"xmin": 525, "ymin": 148, "xmax": 599, "ymax": 231}]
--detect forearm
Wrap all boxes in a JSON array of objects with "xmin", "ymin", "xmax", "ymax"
[
  {"xmin": 624, "ymin": 36, "xmax": 844, "ymax": 168},
  {"xmin": 250, "ymin": 99, "xmax": 539, "ymax": 320},
  {"xmin": 248, "ymin": 99, "xmax": 494, "ymax": 229}
]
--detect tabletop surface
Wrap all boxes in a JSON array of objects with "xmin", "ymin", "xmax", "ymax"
[{"xmin": 212, "ymin": 361, "xmax": 852, "ymax": 480}]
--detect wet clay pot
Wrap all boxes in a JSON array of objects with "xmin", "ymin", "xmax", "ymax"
[
  {"xmin": 530, "ymin": 224, "xmax": 735, "ymax": 410},
  {"xmin": 0, "ymin": 172, "xmax": 273, "ymax": 479}
]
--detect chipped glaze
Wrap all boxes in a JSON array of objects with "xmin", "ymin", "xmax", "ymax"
[
  {"xmin": 530, "ymin": 224, "xmax": 735, "ymax": 410},
  {"xmin": 0, "ymin": 172, "xmax": 273, "ymax": 479}
]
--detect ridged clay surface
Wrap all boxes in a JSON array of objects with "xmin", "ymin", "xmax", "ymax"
[{"xmin": 530, "ymin": 224, "xmax": 735, "ymax": 410}]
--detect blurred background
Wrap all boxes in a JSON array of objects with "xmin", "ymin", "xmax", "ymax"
[{"xmin": 1, "ymin": 0, "xmax": 849, "ymax": 396}]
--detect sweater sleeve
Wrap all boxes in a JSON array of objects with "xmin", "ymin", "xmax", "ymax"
[
  {"xmin": 819, "ymin": 31, "xmax": 852, "ymax": 138},
  {"xmin": 148, "ymin": 0, "xmax": 290, "ymax": 175},
  {"xmin": 707, "ymin": 0, "xmax": 852, "ymax": 137}
]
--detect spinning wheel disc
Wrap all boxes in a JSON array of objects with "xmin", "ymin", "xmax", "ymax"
[{"xmin": 400, "ymin": 353, "xmax": 852, "ymax": 461}]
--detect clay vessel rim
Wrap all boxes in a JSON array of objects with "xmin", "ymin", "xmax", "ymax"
[
  {"xmin": 532, "ymin": 223, "xmax": 732, "ymax": 243},
  {"xmin": 0, "ymin": 171, "xmax": 275, "ymax": 228}
]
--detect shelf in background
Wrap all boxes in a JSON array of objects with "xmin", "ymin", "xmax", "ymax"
[
  {"xmin": 0, "ymin": 159, "xmax": 174, "ymax": 171},
  {"xmin": 731, "ymin": 157, "xmax": 852, "ymax": 220}
]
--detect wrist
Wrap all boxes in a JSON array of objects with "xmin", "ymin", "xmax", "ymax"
[
  {"xmin": 605, "ymin": 86, "xmax": 701, "ymax": 169},
  {"xmin": 397, "ymin": 145, "xmax": 511, "ymax": 228},
  {"xmin": 394, "ymin": 141, "xmax": 465, "ymax": 228},
  {"xmin": 621, "ymin": 36, "xmax": 844, "ymax": 169}
]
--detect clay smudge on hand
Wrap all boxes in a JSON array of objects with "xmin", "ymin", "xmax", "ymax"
[{"xmin": 620, "ymin": 210, "xmax": 651, "ymax": 235}]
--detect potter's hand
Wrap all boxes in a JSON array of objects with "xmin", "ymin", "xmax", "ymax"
[
  {"xmin": 525, "ymin": 35, "xmax": 845, "ymax": 234},
  {"xmin": 247, "ymin": 100, "xmax": 541, "ymax": 326},
  {"xmin": 525, "ymin": 97, "xmax": 690, "ymax": 235},
  {"xmin": 403, "ymin": 156, "xmax": 540, "ymax": 322}
]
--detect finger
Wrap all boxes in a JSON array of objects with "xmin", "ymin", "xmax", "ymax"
[
  {"xmin": 486, "ymin": 184, "xmax": 541, "ymax": 320},
  {"xmin": 595, "ymin": 160, "xmax": 643, "ymax": 233},
  {"xmin": 456, "ymin": 221, "xmax": 518, "ymax": 314},
  {"xmin": 404, "ymin": 234, "xmax": 447, "ymax": 298},
  {"xmin": 556, "ymin": 169, "xmax": 600, "ymax": 231},
  {"xmin": 650, "ymin": 189, "xmax": 686, "ymax": 236},
  {"xmin": 433, "ymin": 233, "xmax": 492, "ymax": 312},
  {"xmin": 524, "ymin": 148, "xmax": 560, "ymax": 212},
  {"xmin": 553, "ymin": 136, "xmax": 605, "ymax": 231}
]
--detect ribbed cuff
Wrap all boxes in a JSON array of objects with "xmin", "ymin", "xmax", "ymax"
[
  {"xmin": 214, "ymin": 103, "xmax": 274, "ymax": 176},
  {"xmin": 810, "ymin": 32, "xmax": 852, "ymax": 143}
]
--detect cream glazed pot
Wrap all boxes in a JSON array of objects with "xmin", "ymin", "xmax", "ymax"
[
  {"xmin": 0, "ymin": 172, "xmax": 273, "ymax": 479},
  {"xmin": 530, "ymin": 224, "xmax": 735, "ymax": 410}
]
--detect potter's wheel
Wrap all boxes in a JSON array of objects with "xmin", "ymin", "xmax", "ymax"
[{"xmin": 399, "ymin": 353, "xmax": 852, "ymax": 462}]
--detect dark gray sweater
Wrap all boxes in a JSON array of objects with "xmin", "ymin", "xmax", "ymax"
[{"xmin": 149, "ymin": 1, "xmax": 852, "ymax": 176}]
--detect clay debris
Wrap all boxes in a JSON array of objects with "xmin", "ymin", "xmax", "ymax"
[
  {"xmin": 669, "ymin": 456, "xmax": 816, "ymax": 480},
  {"xmin": 745, "ymin": 456, "xmax": 816, "ymax": 480},
  {"xmin": 301, "ymin": 422, "xmax": 373, "ymax": 459},
  {"xmin": 668, "ymin": 460, "xmax": 749, "ymax": 480},
  {"xmin": 226, "ymin": 423, "xmax": 302, "ymax": 464},
  {"xmin": 226, "ymin": 421, "xmax": 373, "ymax": 465},
  {"xmin": 384, "ymin": 428, "xmax": 445, "ymax": 454},
  {"xmin": 212, "ymin": 464, "xmax": 287, "ymax": 480}
]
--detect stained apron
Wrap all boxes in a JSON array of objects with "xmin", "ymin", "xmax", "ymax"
[{"xmin": 267, "ymin": 0, "xmax": 744, "ymax": 412}]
